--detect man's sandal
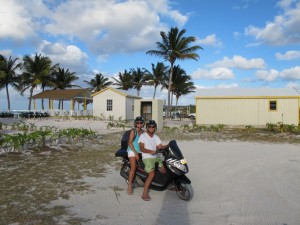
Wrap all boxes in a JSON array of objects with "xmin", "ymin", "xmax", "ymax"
[{"xmin": 141, "ymin": 195, "xmax": 151, "ymax": 201}]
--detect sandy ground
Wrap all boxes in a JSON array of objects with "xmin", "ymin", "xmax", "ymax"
[
  {"xmin": 2, "ymin": 118, "xmax": 300, "ymax": 225},
  {"xmin": 50, "ymin": 140, "xmax": 300, "ymax": 225}
]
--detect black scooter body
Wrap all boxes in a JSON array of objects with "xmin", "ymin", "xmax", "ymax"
[{"xmin": 115, "ymin": 140, "xmax": 193, "ymax": 199}]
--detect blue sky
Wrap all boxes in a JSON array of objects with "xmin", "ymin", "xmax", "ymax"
[{"xmin": 0, "ymin": 0, "xmax": 300, "ymax": 110}]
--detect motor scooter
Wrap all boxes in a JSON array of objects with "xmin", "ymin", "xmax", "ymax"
[{"xmin": 115, "ymin": 140, "xmax": 194, "ymax": 201}]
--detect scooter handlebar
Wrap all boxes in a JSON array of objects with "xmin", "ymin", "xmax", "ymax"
[{"xmin": 156, "ymin": 145, "xmax": 169, "ymax": 153}]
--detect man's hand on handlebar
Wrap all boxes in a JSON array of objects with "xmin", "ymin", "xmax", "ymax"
[{"xmin": 156, "ymin": 144, "xmax": 169, "ymax": 153}]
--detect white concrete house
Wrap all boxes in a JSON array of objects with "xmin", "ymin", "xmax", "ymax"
[
  {"xmin": 195, "ymin": 87, "xmax": 300, "ymax": 126},
  {"xmin": 92, "ymin": 87, "xmax": 141, "ymax": 120}
]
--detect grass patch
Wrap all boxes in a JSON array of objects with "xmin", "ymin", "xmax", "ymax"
[{"xmin": 0, "ymin": 133, "xmax": 121, "ymax": 225}]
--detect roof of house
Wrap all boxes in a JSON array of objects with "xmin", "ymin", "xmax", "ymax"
[
  {"xmin": 195, "ymin": 87, "xmax": 300, "ymax": 98},
  {"xmin": 91, "ymin": 86, "xmax": 142, "ymax": 99},
  {"xmin": 31, "ymin": 88, "xmax": 92, "ymax": 100}
]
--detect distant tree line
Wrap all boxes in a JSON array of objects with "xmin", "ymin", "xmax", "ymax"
[{"xmin": 0, "ymin": 27, "xmax": 202, "ymax": 115}]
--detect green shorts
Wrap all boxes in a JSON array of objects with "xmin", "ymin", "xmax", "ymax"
[{"xmin": 143, "ymin": 157, "xmax": 163, "ymax": 173}]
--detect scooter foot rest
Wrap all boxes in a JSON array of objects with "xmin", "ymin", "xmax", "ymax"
[{"xmin": 120, "ymin": 169, "xmax": 129, "ymax": 180}]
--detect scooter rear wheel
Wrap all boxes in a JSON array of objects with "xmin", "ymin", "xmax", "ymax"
[{"xmin": 176, "ymin": 182, "xmax": 194, "ymax": 201}]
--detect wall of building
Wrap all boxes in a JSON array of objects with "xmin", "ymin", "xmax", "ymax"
[
  {"xmin": 93, "ymin": 89, "xmax": 126, "ymax": 119},
  {"xmin": 125, "ymin": 97, "xmax": 135, "ymax": 121},
  {"xmin": 196, "ymin": 97, "xmax": 299, "ymax": 126}
]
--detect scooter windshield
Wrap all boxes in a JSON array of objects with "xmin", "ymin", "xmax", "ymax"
[{"xmin": 168, "ymin": 140, "xmax": 184, "ymax": 159}]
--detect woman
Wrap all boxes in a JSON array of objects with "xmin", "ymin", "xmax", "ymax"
[{"xmin": 127, "ymin": 116, "xmax": 144, "ymax": 195}]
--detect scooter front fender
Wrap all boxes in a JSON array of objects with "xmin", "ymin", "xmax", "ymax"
[{"xmin": 174, "ymin": 175, "xmax": 191, "ymax": 184}]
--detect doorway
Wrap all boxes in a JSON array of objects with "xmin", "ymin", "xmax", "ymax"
[{"xmin": 141, "ymin": 102, "xmax": 152, "ymax": 121}]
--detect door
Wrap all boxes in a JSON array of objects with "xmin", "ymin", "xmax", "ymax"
[{"xmin": 141, "ymin": 102, "xmax": 152, "ymax": 121}]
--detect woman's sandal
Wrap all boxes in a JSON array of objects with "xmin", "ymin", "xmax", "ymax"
[
  {"xmin": 127, "ymin": 189, "xmax": 133, "ymax": 195},
  {"xmin": 141, "ymin": 195, "xmax": 151, "ymax": 201}
]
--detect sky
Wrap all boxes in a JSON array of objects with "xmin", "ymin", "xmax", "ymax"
[{"xmin": 0, "ymin": 0, "xmax": 300, "ymax": 111}]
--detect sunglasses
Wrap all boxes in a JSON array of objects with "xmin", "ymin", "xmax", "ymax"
[
  {"xmin": 136, "ymin": 122, "xmax": 144, "ymax": 124},
  {"xmin": 148, "ymin": 126, "xmax": 156, "ymax": 128}
]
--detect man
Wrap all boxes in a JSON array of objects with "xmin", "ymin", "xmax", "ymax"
[{"xmin": 139, "ymin": 120, "xmax": 167, "ymax": 201}]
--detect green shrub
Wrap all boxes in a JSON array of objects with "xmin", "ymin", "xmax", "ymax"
[
  {"xmin": 217, "ymin": 124, "xmax": 225, "ymax": 132},
  {"xmin": 245, "ymin": 125, "xmax": 255, "ymax": 133}
]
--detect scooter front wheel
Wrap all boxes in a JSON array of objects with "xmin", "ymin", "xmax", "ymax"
[{"xmin": 176, "ymin": 182, "xmax": 194, "ymax": 201}]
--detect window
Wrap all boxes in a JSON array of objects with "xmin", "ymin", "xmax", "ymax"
[
  {"xmin": 107, "ymin": 99, "xmax": 112, "ymax": 111},
  {"xmin": 269, "ymin": 100, "xmax": 277, "ymax": 111}
]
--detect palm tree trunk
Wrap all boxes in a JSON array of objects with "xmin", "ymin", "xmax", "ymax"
[
  {"xmin": 41, "ymin": 87, "xmax": 45, "ymax": 110},
  {"xmin": 167, "ymin": 64, "xmax": 174, "ymax": 119},
  {"xmin": 5, "ymin": 84, "xmax": 10, "ymax": 111},
  {"xmin": 28, "ymin": 87, "xmax": 34, "ymax": 110},
  {"xmin": 153, "ymin": 86, "xmax": 157, "ymax": 99},
  {"xmin": 175, "ymin": 96, "xmax": 179, "ymax": 112},
  {"xmin": 171, "ymin": 91, "xmax": 174, "ymax": 113}
]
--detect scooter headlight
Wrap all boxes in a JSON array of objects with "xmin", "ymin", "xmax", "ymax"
[{"xmin": 166, "ymin": 158, "xmax": 188, "ymax": 173}]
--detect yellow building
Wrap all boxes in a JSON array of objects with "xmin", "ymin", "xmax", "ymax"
[{"xmin": 195, "ymin": 87, "xmax": 300, "ymax": 126}]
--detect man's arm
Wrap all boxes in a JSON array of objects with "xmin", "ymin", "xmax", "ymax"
[{"xmin": 140, "ymin": 142, "xmax": 156, "ymax": 154}]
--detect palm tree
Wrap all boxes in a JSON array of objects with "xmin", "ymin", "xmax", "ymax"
[
  {"xmin": 40, "ymin": 63, "xmax": 59, "ymax": 110},
  {"xmin": 173, "ymin": 74, "xmax": 195, "ymax": 111},
  {"xmin": 51, "ymin": 67, "xmax": 80, "ymax": 109},
  {"xmin": 146, "ymin": 27, "xmax": 202, "ymax": 118},
  {"xmin": 21, "ymin": 53, "xmax": 52, "ymax": 110},
  {"xmin": 144, "ymin": 62, "xmax": 168, "ymax": 99},
  {"xmin": 112, "ymin": 70, "xmax": 133, "ymax": 90},
  {"xmin": 130, "ymin": 67, "xmax": 151, "ymax": 96},
  {"xmin": 161, "ymin": 65, "xmax": 188, "ymax": 108},
  {"xmin": 84, "ymin": 73, "xmax": 113, "ymax": 92},
  {"xmin": 0, "ymin": 55, "xmax": 22, "ymax": 111}
]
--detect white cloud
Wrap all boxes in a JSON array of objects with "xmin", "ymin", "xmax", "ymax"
[
  {"xmin": 245, "ymin": 0, "xmax": 300, "ymax": 45},
  {"xmin": 145, "ymin": 0, "xmax": 188, "ymax": 26},
  {"xmin": 233, "ymin": 31, "xmax": 242, "ymax": 40},
  {"xmin": 216, "ymin": 83, "xmax": 239, "ymax": 88},
  {"xmin": 286, "ymin": 82, "xmax": 300, "ymax": 89},
  {"xmin": 38, "ymin": 40, "xmax": 88, "ymax": 74},
  {"xmin": 0, "ymin": 1, "xmax": 34, "ymax": 40},
  {"xmin": 168, "ymin": 10, "xmax": 188, "ymax": 27},
  {"xmin": 276, "ymin": 0, "xmax": 294, "ymax": 10},
  {"xmin": 280, "ymin": 66, "xmax": 300, "ymax": 80},
  {"xmin": 0, "ymin": 49, "xmax": 12, "ymax": 57},
  {"xmin": 191, "ymin": 67, "xmax": 234, "ymax": 80},
  {"xmin": 197, "ymin": 34, "xmax": 222, "ymax": 47},
  {"xmin": 207, "ymin": 55, "xmax": 265, "ymax": 69},
  {"xmin": 0, "ymin": 0, "xmax": 186, "ymax": 56},
  {"xmin": 43, "ymin": 0, "xmax": 183, "ymax": 55},
  {"xmin": 275, "ymin": 50, "xmax": 300, "ymax": 60},
  {"xmin": 255, "ymin": 66, "xmax": 300, "ymax": 82},
  {"xmin": 255, "ymin": 69, "xmax": 280, "ymax": 82},
  {"xmin": 195, "ymin": 83, "xmax": 239, "ymax": 89}
]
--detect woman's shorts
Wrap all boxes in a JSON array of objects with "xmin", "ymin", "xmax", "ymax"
[
  {"xmin": 128, "ymin": 151, "xmax": 141, "ymax": 158},
  {"xmin": 143, "ymin": 158, "xmax": 163, "ymax": 173}
]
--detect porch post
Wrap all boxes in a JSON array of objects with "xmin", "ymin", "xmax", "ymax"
[
  {"xmin": 48, "ymin": 98, "xmax": 51, "ymax": 109},
  {"xmin": 84, "ymin": 94, "xmax": 87, "ymax": 110}
]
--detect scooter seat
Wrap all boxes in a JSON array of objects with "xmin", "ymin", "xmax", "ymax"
[{"xmin": 115, "ymin": 148, "xmax": 128, "ymax": 158}]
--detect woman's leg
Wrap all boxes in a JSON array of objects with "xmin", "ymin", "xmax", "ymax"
[{"xmin": 127, "ymin": 157, "xmax": 136, "ymax": 194}]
